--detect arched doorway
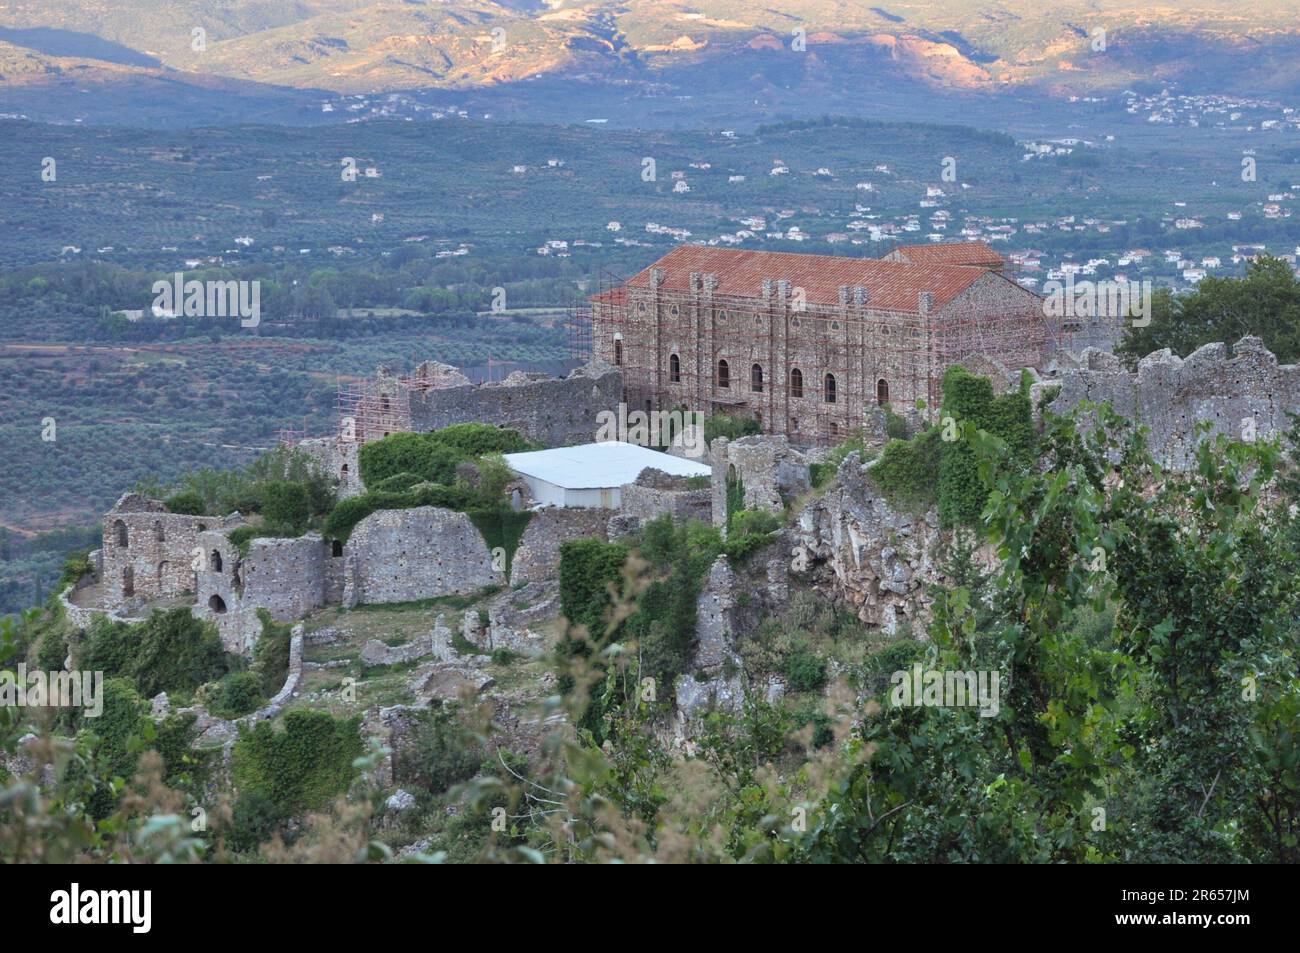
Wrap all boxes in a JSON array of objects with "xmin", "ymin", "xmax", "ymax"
[{"xmin": 876, "ymin": 378, "xmax": 890, "ymax": 405}]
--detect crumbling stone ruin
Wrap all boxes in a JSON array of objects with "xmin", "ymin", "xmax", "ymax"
[
  {"xmin": 618, "ymin": 468, "xmax": 711, "ymax": 527},
  {"xmin": 710, "ymin": 434, "xmax": 812, "ymax": 529},
  {"xmin": 1039, "ymin": 336, "xmax": 1300, "ymax": 470},
  {"xmin": 101, "ymin": 493, "xmax": 243, "ymax": 612}
]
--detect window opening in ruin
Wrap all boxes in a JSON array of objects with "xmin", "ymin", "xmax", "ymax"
[
  {"xmin": 717, "ymin": 359, "xmax": 730, "ymax": 389},
  {"xmin": 114, "ymin": 520, "xmax": 128, "ymax": 547},
  {"xmin": 877, "ymin": 378, "xmax": 890, "ymax": 405},
  {"xmin": 210, "ymin": 550, "xmax": 223, "ymax": 573},
  {"xmin": 208, "ymin": 594, "xmax": 227, "ymax": 614},
  {"xmin": 122, "ymin": 566, "xmax": 134, "ymax": 597},
  {"xmin": 825, "ymin": 374, "xmax": 837, "ymax": 404},
  {"xmin": 154, "ymin": 521, "xmax": 165, "ymax": 542},
  {"xmin": 751, "ymin": 364, "xmax": 764, "ymax": 393},
  {"xmin": 790, "ymin": 368, "xmax": 803, "ymax": 398},
  {"xmin": 332, "ymin": 540, "xmax": 344, "ymax": 558},
  {"xmin": 614, "ymin": 338, "xmax": 623, "ymax": 366},
  {"xmin": 669, "ymin": 353, "xmax": 681, "ymax": 383}
]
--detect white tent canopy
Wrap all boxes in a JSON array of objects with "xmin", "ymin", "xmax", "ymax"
[{"xmin": 504, "ymin": 441, "xmax": 710, "ymax": 508}]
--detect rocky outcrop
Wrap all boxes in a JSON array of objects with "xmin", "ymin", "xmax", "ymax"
[{"xmin": 791, "ymin": 452, "xmax": 943, "ymax": 633}]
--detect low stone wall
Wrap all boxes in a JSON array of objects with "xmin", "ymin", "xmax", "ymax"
[
  {"xmin": 619, "ymin": 468, "xmax": 711, "ymax": 526},
  {"xmin": 343, "ymin": 506, "xmax": 502, "ymax": 606}
]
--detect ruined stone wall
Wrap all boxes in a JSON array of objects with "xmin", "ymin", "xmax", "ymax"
[
  {"xmin": 101, "ymin": 493, "xmax": 242, "ymax": 611},
  {"xmin": 1038, "ymin": 336, "xmax": 1300, "ymax": 470},
  {"xmin": 195, "ymin": 531, "xmax": 331, "ymax": 654},
  {"xmin": 618, "ymin": 468, "xmax": 712, "ymax": 526},
  {"xmin": 296, "ymin": 436, "xmax": 363, "ymax": 499},
  {"xmin": 406, "ymin": 362, "xmax": 622, "ymax": 449},
  {"xmin": 510, "ymin": 507, "xmax": 611, "ymax": 586},
  {"xmin": 342, "ymin": 506, "xmax": 502, "ymax": 606},
  {"xmin": 710, "ymin": 435, "xmax": 811, "ymax": 529}
]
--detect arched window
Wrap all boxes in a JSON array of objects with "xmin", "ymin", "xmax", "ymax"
[
  {"xmin": 614, "ymin": 338, "xmax": 623, "ymax": 366},
  {"xmin": 790, "ymin": 368, "xmax": 803, "ymax": 398},
  {"xmin": 122, "ymin": 566, "xmax": 134, "ymax": 598},
  {"xmin": 210, "ymin": 550, "xmax": 223, "ymax": 573},
  {"xmin": 717, "ymin": 359, "xmax": 730, "ymax": 389},
  {"xmin": 208, "ymin": 594, "xmax": 227, "ymax": 614},
  {"xmin": 341, "ymin": 463, "xmax": 349, "ymax": 479},
  {"xmin": 154, "ymin": 521, "xmax": 165, "ymax": 542},
  {"xmin": 824, "ymin": 373, "xmax": 837, "ymax": 404},
  {"xmin": 751, "ymin": 363, "xmax": 764, "ymax": 393},
  {"xmin": 114, "ymin": 520, "xmax": 128, "ymax": 547},
  {"xmin": 876, "ymin": 378, "xmax": 890, "ymax": 406},
  {"xmin": 669, "ymin": 353, "xmax": 681, "ymax": 383}
]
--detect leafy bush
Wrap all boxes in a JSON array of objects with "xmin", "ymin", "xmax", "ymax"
[
  {"xmin": 232, "ymin": 709, "xmax": 363, "ymax": 816},
  {"xmin": 395, "ymin": 707, "xmax": 484, "ymax": 795},
  {"xmin": 558, "ymin": 538, "xmax": 630, "ymax": 649},
  {"xmin": 371, "ymin": 471, "xmax": 423, "ymax": 492},
  {"xmin": 705, "ymin": 411, "xmax": 761, "ymax": 444},
  {"xmin": 84, "ymin": 608, "xmax": 235, "ymax": 699},
  {"xmin": 251, "ymin": 610, "xmax": 292, "ymax": 696},
  {"xmin": 359, "ymin": 433, "xmax": 463, "ymax": 488},
  {"xmin": 165, "ymin": 491, "xmax": 207, "ymax": 516},
  {"xmin": 212, "ymin": 671, "xmax": 262, "ymax": 718},
  {"xmin": 260, "ymin": 481, "xmax": 311, "ymax": 533},
  {"xmin": 426, "ymin": 422, "xmax": 529, "ymax": 457},
  {"xmin": 785, "ymin": 650, "xmax": 828, "ymax": 693}
]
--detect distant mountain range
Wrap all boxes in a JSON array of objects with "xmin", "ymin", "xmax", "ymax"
[{"xmin": 2, "ymin": 1, "xmax": 1298, "ymax": 125}]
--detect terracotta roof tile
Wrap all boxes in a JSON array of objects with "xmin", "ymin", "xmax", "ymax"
[
  {"xmin": 886, "ymin": 241, "xmax": 1005, "ymax": 268},
  {"xmin": 612, "ymin": 245, "xmax": 991, "ymax": 313}
]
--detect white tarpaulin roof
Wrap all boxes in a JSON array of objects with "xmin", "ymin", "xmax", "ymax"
[{"xmin": 503, "ymin": 441, "xmax": 710, "ymax": 490}]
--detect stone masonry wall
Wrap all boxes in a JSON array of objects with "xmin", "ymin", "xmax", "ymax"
[
  {"xmin": 342, "ymin": 506, "xmax": 502, "ymax": 606},
  {"xmin": 510, "ymin": 507, "xmax": 612, "ymax": 586},
  {"xmin": 101, "ymin": 493, "xmax": 242, "ymax": 611},
  {"xmin": 710, "ymin": 435, "xmax": 811, "ymax": 529},
  {"xmin": 407, "ymin": 361, "xmax": 622, "ymax": 448},
  {"xmin": 1039, "ymin": 336, "xmax": 1300, "ymax": 470}
]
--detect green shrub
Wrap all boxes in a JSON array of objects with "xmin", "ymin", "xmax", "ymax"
[
  {"xmin": 165, "ymin": 491, "xmax": 207, "ymax": 516},
  {"xmin": 704, "ymin": 411, "xmax": 761, "ymax": 443},
  {"xmin": 871, "ymin": 429, "xmax": 942, "ymax": 511},
  {"xmin": 395, "ymin": 707, "xmax": 484, "ymax": 795},
  {"xmin": 86, "ymin": 608, "xmax": 235, "ymax": 699},
  {"xmin": 426, "ymin": 422, "xmax": 529, "ymax": 457},
  {"xmin": 884, "ymin": 408, "xmax": 912, "ymax": 440},
  {"xmin": 251, "ymin": 611, "xmax": 292, "ymax": 696},
  {"xmin": 558, "ymin": 538, "xmax": 629, "ymax": 648},
  {"xmin": 232, "ymin": 709, "xmax": 363, "ymax": 815},
  {"xmin": 371, "ymin": 471, "xmax": 423, "ymax": 493},
  {"xmin": 785, "ymin": 650, "xmax": 828, "ymax": 693},
  {"xmin": 213, "ymin": 671, "xmax": 262, "ymax": 718},
  {"xmin": 260, "ymin": 481, "xmax": 311, "ymax": 532},
  {"xmin": 228, "ymin": 790, "xmax": 289, "ymax": 854}
]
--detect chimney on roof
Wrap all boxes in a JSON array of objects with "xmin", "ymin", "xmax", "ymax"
[
  {"xmin": 838, "ymin": 285, "xmax": 850, "ymax": 306},
  {"xmin": 688, "ymin": 271, "xmax": 701, "ymax": 292},
  {"xmin": 761, "ymin": 278, "xmax": 774, "ymax": 299},
  {"xmin": 854, "ymin": 286, "xmax": 870, "ymax": 307},
  {"xmin": 650, "ymin": 267, "xmax": 664, "ymax": 291},
  {"xmin": 918, "ymin": 291, "xmax": 933, "ymax": 316},
  {"xmin": 703, "ymin": 272, "xmax": 718, "ymax": 294},
  {"xmin": 776, "ymin": 279, "xmax": 791, "ymax": 300}
]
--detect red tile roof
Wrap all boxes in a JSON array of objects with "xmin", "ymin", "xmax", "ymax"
[
  {"xmin": 885, "ymin": 241, "xmax": 1005, "ymax": 269},
  {"xmin": 611, "ymin": 245, "xmax": 993, "ymax": 313}
]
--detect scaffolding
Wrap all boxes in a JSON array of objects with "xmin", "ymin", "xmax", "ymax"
[
  {"xmin": 586, "ymin": 273, "xmax": 1050, "ymax": 447},
  {"xmin": 337, "ymin": 372, "xmax": 414, "ymax": 444}
]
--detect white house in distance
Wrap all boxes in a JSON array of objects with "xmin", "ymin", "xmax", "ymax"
[{"xmin": 503, "ymin": 442, "xmax": 710, "ymax": 508}]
